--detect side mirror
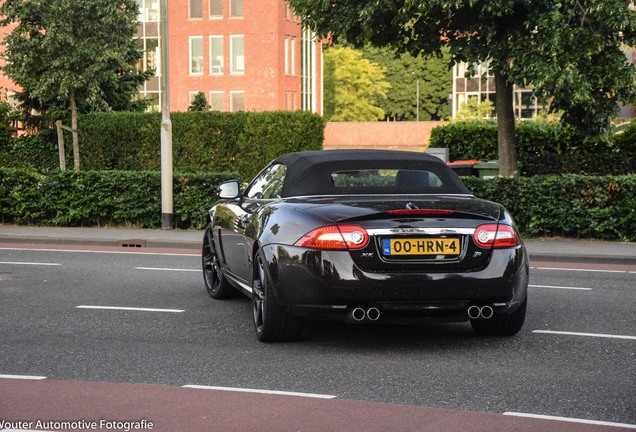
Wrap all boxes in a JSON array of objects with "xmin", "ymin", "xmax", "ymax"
[{"xmin": 218, "ymin": 180, "xmax": 240, "ymax": 199}]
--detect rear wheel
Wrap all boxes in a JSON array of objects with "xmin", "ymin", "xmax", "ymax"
[
  {"xmin": 471, "ymin": 297, "xmax": 527, "ymax": 336},
  {"xmin": 202, "ymin": 224, "xmax": 236, "ymax": 299},
  {"xmin": 252, "ymin": 250, "xmax": 303, "ymax": 342}
]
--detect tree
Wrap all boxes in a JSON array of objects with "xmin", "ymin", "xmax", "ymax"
[
  {"xmin": 188, "ymin": 91, "xmax": 210, "ymax": 112},
  {"xmin": 361, "ymin": 46, "xmax": 451, "ymax": 121},
  {"xmin": 0, "ymin": 0, "xmax": 151, "ymax": 170},
  {"xmin": 289, "ymin": 0, "xmax": 636, "ymax": 176},
  {"xmin": 324, "ymin": 46, "xmax": 390, "ymax": 121}
]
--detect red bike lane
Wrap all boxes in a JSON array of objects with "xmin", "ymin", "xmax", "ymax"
[{"xmin": 1, "ymin": 378, "xmax": 632, "ymax": 432}]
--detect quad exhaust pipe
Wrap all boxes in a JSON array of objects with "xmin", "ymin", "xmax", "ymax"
[
  {"xmin": 467, "ymin": 305, "xmax": 494, "ymax": 320},
  {"xmin": 350, "ymin": 307, "xmax": 381, "ymax": 322}
]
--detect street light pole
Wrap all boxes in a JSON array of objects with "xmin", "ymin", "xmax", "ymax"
[
  {"xmin": 416, "ymin": 79, "xmax": 420, "ymax": 122},
  {"xmin": 160, "ymin": 0, "xmax": 174, "ymax": 229}
]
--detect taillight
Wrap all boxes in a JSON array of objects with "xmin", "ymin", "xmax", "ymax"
[
  {"xmin": 473, "ymin": 224, "xmax": 520, "ymax": 248},
  {"xmin": 294, "ymin": 225, "xmax": 369, "ymax": 250}
]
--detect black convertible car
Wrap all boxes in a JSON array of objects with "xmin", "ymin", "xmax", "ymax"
[{"xmin": 202, "ymin": 150, "xmax": 528, "ymax": 342}]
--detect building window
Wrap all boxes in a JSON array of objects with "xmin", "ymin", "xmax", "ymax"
[
  {"xmin": 231, "ymin": 91, "xmax": 245, "ymax": 111},
  {"xmin": 284, "ymin": 37, "xmax": 289, "ymax": 75},
  {"xmin": 138, "ymin": 0, "xmax": 159, "ymax": 21},
  {"xmin": 210, "ymin": 91, "xmax": 224, "ymax": 111},
  {"xmin": 209, "ymin": 36, "xmax": 224, "ymax": 74},
  {"xmin": 189, "ymin": 0, "xmax": 203, "ymax": 18},
  {"xmin": 230, "ymin": 0, "xmax": 244, "ymax": 18},
  {"xmin": 209, "ymin": 0, "xmax": 222, "ymax": 18},
  {"xmin": 230, "ymin": 35, "xmax": 244, "ymax": 74},
  {"xmin": 290, "ymin": 37, "xmax": 296, "ymax": 76},
  {"xmin": 190, "ymin": 36, "xmax": 204, "ymax": 75}
]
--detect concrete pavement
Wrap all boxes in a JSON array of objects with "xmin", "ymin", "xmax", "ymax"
[{"xmin": 1, "ymin": 224, "xmax": 635, "ymax": 265}]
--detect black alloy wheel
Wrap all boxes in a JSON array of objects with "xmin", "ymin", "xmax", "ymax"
[
  {"xmin": 202, "ymin": 224, "xmax": 235, "ymax": 299},
  {"xmin": 252, "ymin": 249, "xmax": 303, "ymax": 343}
]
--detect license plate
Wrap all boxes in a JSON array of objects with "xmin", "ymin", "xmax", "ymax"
[{"xmin": 383, "ymin": 238, "xmax": 460, "ymax": 256}]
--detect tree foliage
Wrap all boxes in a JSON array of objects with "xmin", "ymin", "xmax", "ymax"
[
  {"xmin": 188, "ymin": 91, "xmax": 211, "ymax": 112},
  {"xmin": 360, "ymin": 46, "xmax": 451, "ymax": 121},
  {"xmin": 289, "ymin": 0, "xmax": 636, "ymax": 175},
  {"xmin": 324, "ymin": 46, "xmax": 390, "ymax": 121},
  {"xmin": 0, "ymin": 0, "xmax": 151, "ymax": 169}
]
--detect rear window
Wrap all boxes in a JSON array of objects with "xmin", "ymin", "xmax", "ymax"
[{"xmin": 332, "ymin": 169, "xmax": 443, "ymax": 190}]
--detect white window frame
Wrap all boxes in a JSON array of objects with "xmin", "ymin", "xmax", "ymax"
[
  {"xmin": 209, "ymin": 91, "xmax": 224, "ymax": 111},
  {"xmin": 230, "ymin": 0, "xmax": 244, "ymax": 18},
  {"xmin": 189, "ymin": 0, "xmax": 203, "ymax": 19},
  {"xmin": 230, "ymin": 91, "xmax": 245, "ymax": 112},
  {"xmin": 209, "ymin": 36, "xmax": 224, "ymax": 75},
  {"xmin": 209, "ymin": 0, "xmax": 223, "ymax": 18},
  {"xmin": 290, "ymin": 37, "xmax": 296, "ymax": 76},
  {"xmin": 189, "ymin": 36, "xmax": 204, "ymax": 75},
  {"xmin": 230, "ymin": 35, "xmax": 244, "ymax": 75}
]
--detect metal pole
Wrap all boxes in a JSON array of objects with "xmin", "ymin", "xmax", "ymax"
[
  {"xmin": 416, "ymin": 79, "xmax": 420, "ymax": 122},
  {"xmin": 160, "ymin": 0, "xmax": 174, "ymax": 229}
]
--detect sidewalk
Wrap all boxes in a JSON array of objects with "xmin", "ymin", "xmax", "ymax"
[{"xmin": 1, "ymin": 225, "xmax": 635, "ymax": 265}]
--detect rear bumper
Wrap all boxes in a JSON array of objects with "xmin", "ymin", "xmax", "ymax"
[{"xmin": 262, "ymin": 244, "xmax": 529, "ymax": 322}]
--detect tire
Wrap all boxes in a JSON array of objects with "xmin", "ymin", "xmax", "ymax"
[
  {"xmin": 202, "ymin": 224, "xmax": 236, "ymax": 299},
  {"xmin": 471, "ymin": 297, "xmax": 527, "ymax": 336},
  {"xmin": 252, "ymin": 250, "xmax": 303, "ymax": 343}
]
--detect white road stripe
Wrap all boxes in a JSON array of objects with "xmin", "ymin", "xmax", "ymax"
[
  {"xmin": 136, "ymin": 267, "xmax": 198, "ymax": 272},
  {"xmin": 0, "ymin": 374, "xmax": 47, "ymax": 380},
  {"xmin": 529, "ymin": 284, "xmax": 592, "ymax": 291},
  {"xmin": 76, "ymin": 305, "xmax": 184, "ymax": 313},
  {"xmin": 533, "ymin": 330, "xmax": 636, "ymax": 341},
  {"xmin": 0, "ymin": 246, "xmax": 197, "ymax": 256},
  {"xmin": 504, "ymin": 412, "xmax": 636, "ymax": 429},
  {"xmin": 183, "ymin": 385, "xmax": 337, "ymax": 399},
  {"xmin": 533, "ymin": 267, "xmax": 627, "ymax": 274},
  {"xmin": 0, "ymin": 262, "xmax": 60, "ymax": 266}
]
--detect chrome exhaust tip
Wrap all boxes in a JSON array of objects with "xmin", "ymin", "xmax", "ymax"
[
  {"xmin": 468, "ymin": 305, "xmax": 494, "ymax": 320},
  {"xmin": 480, "ymin": 305, "xmax": 494, "ymax": 319},
  {"xmin": 366, "ymin": 307, "xmax": 381, "ymax": 321},
  {"xmin": 350, "ymin": 307, "xmax": 366, "ymax": 322},
  {"xmin": 467, "ymin": 305, "xmax": 482, "ymax": 320}
]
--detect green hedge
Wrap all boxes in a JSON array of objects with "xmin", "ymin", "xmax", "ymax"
[
  {"xmin": 429, "ymin": 120, "xmax": 582, "ymax": 160},
  {"xmin": 463, "ymin": 175, "xmax": 636, "ymax": 241},
  {"xmin": 0, "ymin": 168, "xmax": 237, "ymax": 229},
  {"xmin": 1, "ymin": 168, "xmax": 635, "ymax": 240},
  {"xmin": 1, "ymin": 110, "xmax": 325, "ymax": 180},
  {"xmin": 430, "ymin": 120, "xmax": 636, "ymax": 175}
]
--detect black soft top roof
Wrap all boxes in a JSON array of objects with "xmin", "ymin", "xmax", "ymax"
[{"xmin": 268, "ymin": 150, "xmax": 470, "ymax": 197}]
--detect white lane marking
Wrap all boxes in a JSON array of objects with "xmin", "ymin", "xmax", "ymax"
[
  {"xmin": 0, "ymin": 246, "xmax": 198, "ymax": 257},
  {"xmin": 76, "ymin": 305, "xmax": 184, "ymax": 313},
  {"xmin": 533, "ymin": 267, "xmax": 627, "ymax": 274},
  {"xmin": 504, "ymin": 412, "xmax": 636, "ymax": 429},
  {"xmin": 529, "ymin": 284, "xmax": 592, "ymax": 291},
  {"xmin": 0, "ymin": 374, "xmax": 47, "ymax": 380},
  {"xmin": 533, "ymin": 330, "xmax": 636, "ymax": 341},
  {"xmin": 1, "ymin": 429, "xmax": 50, "ymax": 432},
  {"xmin": 183, "ymin": 385, "xmax": 337, "ymax": 399},
  {"xmin": 136, "ymin": 267, "xmax": 198, "ymax": 272},
  {"xmin": 0, "ymin": 262, "xmax": 60, "ymax": 266}
]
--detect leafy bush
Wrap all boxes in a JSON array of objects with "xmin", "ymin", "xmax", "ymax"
[
  {"xmin": 4, "ymin": 111, "xmax": 324, "ymax": 178},
  {"xmin": 2, "ymin": 168, "xmax": 635, "ymax": 240},
  {"xmin": 77, "ymin": 110, "xmax": 324, "ymax": 178},
  {"xmin": 463, "ymin": 175, "xmax": 636, "ymax": 241},
  {"xmin": 0, "ymin": 168, "xmax": 237, "ymax": 229},
  {"xmin": 430, "ymin": 120, "xmax": 635, "ymax": 175}
]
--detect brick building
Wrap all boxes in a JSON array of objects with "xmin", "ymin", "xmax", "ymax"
[
  {"xmin": 136, "ymin": 0, "xmax": 322, "ymax": 113},
  {"xmin": 0, "ymin": 0, "xmax": 323, "ymax": 115}
]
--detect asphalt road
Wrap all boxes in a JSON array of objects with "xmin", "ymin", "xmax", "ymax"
[{"xmin": 1, "ymin": 244, "xmax": 635, "ymax": 431}]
